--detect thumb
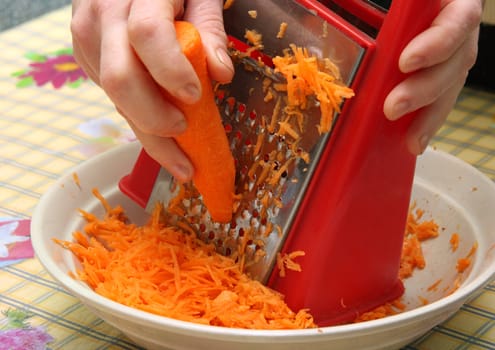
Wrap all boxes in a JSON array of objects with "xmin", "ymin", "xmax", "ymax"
[{"xmin": 184, "ymin": 0, "xmax": 234, "ymax": 83}]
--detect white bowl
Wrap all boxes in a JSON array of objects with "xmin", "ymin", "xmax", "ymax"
[{"xmin": 31, "ymin": 142, "xmax": 495, "ymax": 350}]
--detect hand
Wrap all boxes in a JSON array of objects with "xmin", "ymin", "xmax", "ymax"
[
  {"xmin": 383, "ymin": 0, "xmax": 483, "ymax": 155},
  {"xmin": 71, "ymin": 0, "xmax": 234, "ymax": 182}
]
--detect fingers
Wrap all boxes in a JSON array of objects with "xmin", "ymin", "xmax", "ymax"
[
  {"xmin": 185, "ymin": 0, "xmax": 234, "ymax": 83},
  {"xmin": 71, "ymin": 0, "xmax": 106, "ymax": 84},
  {"xmin": 383, "ymin": 0, "xmax": 482, "ymax": 155},
  {"xmin": 384, "ymin": 27, "xmax": 475, "ymax": 121},
  {"xmin": 384, "ymin": 2, "xmax": 481, "ymax": 121},
  {"xmin": 399, "ymin": 0, "xmax": 482, "ymax": 73},
  {"xmin": 405, "ymin": 74, "xmax": 466, "ymax": 155},
  {"xmin": 98, "ymin": 1, "xmax": 187, "ymax": 138},
  {"xmin": 128, "ymin": 0, "xmax": 202, "ymax": 103},
  {"xmin": 71, "ymin": 0, "xmax": 232, "ymax": 182},
  {"xmin": 125, "ymin": 115, "xmax": 194, "ymax": 183}
]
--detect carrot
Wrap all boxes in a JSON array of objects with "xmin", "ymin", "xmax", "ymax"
[
  {"xmin": 272, "ymin": 44, "xmax": 354, "ymax": 134},
  {"xmin": 72, "ymin": 172, "xmax": 81, "ymax": 189},
  {"xmin": 456, "ymin": 242, "xmax": 478, "ymax": 273},
  {"xmin": 223, "ymin": 0, "xmax": 235, "ymax": 10},
  {"xmin": 427, "ymin": 279, "xmax": 442, "ymax": 292},
  {"xmin": 166, "ymin": 21, "xmax": 235, "ymax": 223},
  {"xmin": 450, "ymin": 233, "xmax": 460, "ymax": 252},
  {"xmin": 55, "ymin": 192, "xmax": 316, "ymax": 330},
  {"xmin": 276, "ymin": 22, "xmax": 288, "ymax": 39},
  {"xmin": 276, "ymin": 251, "xmax": 305, "ymax": 277}
]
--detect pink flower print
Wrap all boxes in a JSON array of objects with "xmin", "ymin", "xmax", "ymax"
[
  {"xmin": 21, "ymin": 54, "xmax": 87, "ymax": 89},
  {"xmin": 0, "ymin": 219, "xmax": 33, "ymax": 261},
  {"xmin": 13, "ymin": 49, "xmax": 88, "ymax": 89},
  {"xmin": 0, "ymin": 327, "xmax": 54, "ymax": 350}
]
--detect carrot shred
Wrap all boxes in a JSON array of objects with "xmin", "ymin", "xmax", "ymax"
[
  {"xmin": 248, "ymin": 10, "xmax": 257, "ymax": 19},
  {"xmin": 353, "ymin": 298, "xmax": 405, "ymax": 322},
  {"xmin": 223, "ymin": 0, "xmax": 235, "ymax": 10},
  {"xmin": 456, "ymin": 242, "xmax": 478, "ymax": 273},
  {"xmin": 72, "ymin": 172, "xmax": 81, "ymax": 189},
  {"xmin": 427, "ymin": 279, "xmax": 442, "ymax": 292},
  {"xmin": 450, "ymin": 233, "xmax": 460, "ymax": 252},
  {"xmin": 277, "ymin": 251, "xmax": 305, "ymax": 277},
  {"xmin": 276, "ymin": 22, "xmax": 288, "ymax": 39},
  {"xmin": 272, "ymin": 44, "xmax": 354, "ymax": 134},
  {"xmin": 418, "ymin": 296, "xmax": 429, "ymax": 305},
  {"xmin": 56, "ymin": 191, "xmax": 316, "ymax": 329},
  {"xmin": 244, "ymin": 29, "xmax": 264, "ymax": 51}
]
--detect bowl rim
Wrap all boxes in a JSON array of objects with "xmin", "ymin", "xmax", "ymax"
[{"xmin": 31, "ymin": 142, "xmax": 495, "ymax": 340}]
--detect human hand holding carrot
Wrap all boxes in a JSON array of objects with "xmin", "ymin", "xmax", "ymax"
[
  {"xmin": 71, "ymin": 0, "xmax": 482, "ymax": 180},
  {"xmin": 71, "ymin": 0, "xmax": 234, "ymax": 182}
]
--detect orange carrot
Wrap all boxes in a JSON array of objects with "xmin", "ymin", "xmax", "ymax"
[
  {"xmin": 166, "ymin": 21, "xmax": 235, "ymax": 223},
  {"xmin": 427, "ymin": 279, "xmax": 442, "ymax": 292},
  {"xmin": 450, "ymin": 233, "xmax": 460, "ymax": 252},
  {"xmin": 55, "ymin": 192, "xmax": 316, "ymax": 330},
  {"xmin": 223, "ymin": 0, "xmax": 235, "ymax": 10},
  {"xmin": 456, "ymin": 242, "xmax": 478, "ymax": 273},
  {"xmin": 72, "ymin": 172, "xmax": 81, "ymax": 190},
  {"xmin": 272, "ymin": 44, "xmax": 354, "ymax": 134}
]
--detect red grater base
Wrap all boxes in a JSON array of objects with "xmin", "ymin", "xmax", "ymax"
[{"xmin": 265, "ymin": 0, "xmax": 439, "ymax": 325}]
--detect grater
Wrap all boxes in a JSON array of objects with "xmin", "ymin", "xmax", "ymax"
[{"xmin": 119, "ymin": 0, "xmax": 440, "ymax": 326}]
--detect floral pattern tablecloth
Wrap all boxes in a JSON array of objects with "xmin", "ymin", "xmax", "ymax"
[{"xmin": 0, "ymin": 5, "xmax": 494, "ymax": 350}]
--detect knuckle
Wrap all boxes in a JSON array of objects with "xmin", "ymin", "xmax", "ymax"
[
  {"xmin": 99, "ymin": 67, "xmax": 128, "ymax": 97},
  {"xmin": 464, "ymin": 47, "xmax": 478, "ymax": 71},
  {"xmin": 90, "ymin": 0, "xmax": 114, "ymax": 18},
  {"xmin": 127, "ymin": 15, "xmax": 160, "ymax": 43},
  {"xmin": 464, "ymin": 2, "xmax": 483, "ymax": 28}
]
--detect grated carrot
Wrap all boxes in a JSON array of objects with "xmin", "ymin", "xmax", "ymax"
[
  {"xmin": 223, "ymin": 0, "xmax": 235, "ymax": 10},
  {"xmin": 427, "ymin": 279, "xmax": 442, "ymax": 292},
  {"xmin": 277, "ymin": 22, "xmax": 288, "ymax": 39},
  {"xmin": 450, "ymin": 233, "xmax": 460, "ymax": 252},
  {"xmin": 276, "ymin": 251, "xmax": 305, "ymax": 277},
  {"xmin": 272, "ymin": 44, "xmax": 354, "ymax": 134},
  {"xmin": 353, "ymin": 298, "xmax": 405, "ymax": 322},
  {"xmin": 418, "ymin": 296, "xmax": 429, "ymax": 305},
  {"xmin": 55, "ymin": 190, "xmax": 316, "ymax": 330},
  {"xmin": 456, "ymin": 242, "xmax": 478, "ymax": 273},
  {"xmin": 72, "ymin": 172, "xmax": 81, "ymax": 190},
  {"xmin": 244, "ymin": 29, "xmax": 263, "ymax": 51}
]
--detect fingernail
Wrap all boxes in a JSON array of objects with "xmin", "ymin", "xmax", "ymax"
[
  {"xmin": 403, "ymin": 55, "xmax": 425, "ymax": 73},
  {"xmin": 172, "ymin": 163, "xmax": 193, "ymax": 183},
  {"xmin": 391, "ymin": 101, "xmax": 411, "ymax": 120},
  {"xmin": 169, "ymin": 118, "xmax": 187, "ymax": 135},
  {"xmin": 216, "ymin": 48, "xmax": 234, "ymax": 73},
  {"xmin": 418, "ymin": 134, "xmax": 430, "ymax": 155},
  {"xmin": 177, "ymin": 83, "xmax": 201, "ymax": 102}
]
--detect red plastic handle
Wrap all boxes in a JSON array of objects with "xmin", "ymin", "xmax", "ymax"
[{"xmin": 374, "ymin": 0, "xmax": 441, "ymax": 97}]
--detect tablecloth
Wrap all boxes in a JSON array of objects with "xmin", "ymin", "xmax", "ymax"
[{"xmin": 0, "ymin": 5, "xmax": 494, "ymax": 350}]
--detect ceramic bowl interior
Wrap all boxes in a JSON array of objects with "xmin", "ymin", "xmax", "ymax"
[{"xmin": 32, "ymin": 142, "xmax": 495, "ymax": 350}]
